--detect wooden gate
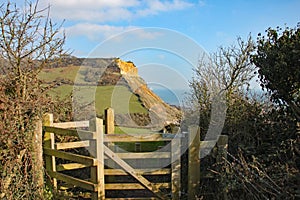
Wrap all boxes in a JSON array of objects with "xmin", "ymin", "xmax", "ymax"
[{"xmin": 42, "ymin": 113, "xmax": 181, "ymax": 200}]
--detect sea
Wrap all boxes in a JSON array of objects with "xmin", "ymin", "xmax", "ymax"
[
  {"xmin": 153, "ymin": 87, "xmax": 267, "ymax": 107},
  {"xmin": 152, "ymin": 88, "xmax": 189, "ymax": 106}
]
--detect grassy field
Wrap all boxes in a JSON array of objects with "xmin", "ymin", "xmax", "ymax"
[
  {"xmin": 40, "ymin": 66, "xmax": 148, "ymax": 115},
  {"xmin": 114, "ymin": 126, "xmax": 165, "ymax": 152},
  {"xmin": 50, "ymin": 85, "xmax": 148, "ymax": 115},
  {"xmin": 39, "ymin": 66, "xmax": 80, "ymax": 82},
  {"xmin": 114, "ymin": 126, "xmax": 157, "ymax": 134}
]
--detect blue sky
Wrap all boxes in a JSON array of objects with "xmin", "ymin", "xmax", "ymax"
[
  {"xmin": 32, "ymin": 0, "xmax": 300, "ymax": 94},
  {"xmin": 36, "ymin": 0, "xmax": 300, "ymax": 55}
]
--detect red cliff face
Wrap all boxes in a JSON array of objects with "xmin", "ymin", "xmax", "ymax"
[{"xmin": 116, "ymin": 59, "xmax": 182, "ymax": 128}]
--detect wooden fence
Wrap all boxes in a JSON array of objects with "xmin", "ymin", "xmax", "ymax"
[{"xmin": 42, "ymin": 110, "xmax": 228, "ymax": 200}]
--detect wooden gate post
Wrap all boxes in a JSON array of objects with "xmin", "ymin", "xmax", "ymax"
[
  {"xmin": 89, "ymin": 118, "xmax": 105, "ymax": 200},
  {"xmin": 104, "ymin": 108, "xmax": 116, "ymax": 182},
  {"xmin": 188, "ymin": 126, "xmax": 200, "ymax": 200},
  {"xmin": 43, "ymin": 113, "xmax": 57, "ymax": 189},
  {"xmin": 32, "ymin": 119, "xmax": 44, "ymax": 196},
  {"xmin": 171, "ymin": 135, "xmax": 181, "ymax": 199},
  {"xmin": 105, "ymin": 107, "xmax": 115, "ymax": 134}
]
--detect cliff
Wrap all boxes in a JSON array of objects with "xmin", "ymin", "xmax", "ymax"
[
  {"xmin": 116, "ymin": 59, "xmax": 138, "ymax": 76},
  {"xmin": 43, "ymin": 57, "xmax": 182, "ymax": 128},
  {"xmin": 115, "ymin": 59, "xmax": 182, "ymax": 127}
]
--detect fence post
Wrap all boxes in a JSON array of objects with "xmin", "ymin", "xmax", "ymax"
[
  {"xmin": 188, "ymin": 126, "xmax": 200, "ymax": 200},
  {"xmin": 43, "ymin": 113, "xmax": 57, "ymax": 189},
  {"xmin": 32, "ymin": 119, "xmax": 44, "ymax": 196},
  {"xmin": 171, "ymin": 135, "xmax": 181, "ymax": 200},
  {"xmin": 90, "ymin": 118, "xmax": 105, "ymax": 200},
  {"xmin": 104, "ymin": 108, "xmax": 116, "ymax": 182},
  {"xmin": 105, "ymin": 107, "xmax": 115, "ymax": 134},
  {"xmin": 217, "ymin": 135, "xmax": 228, "ymax": 200}
]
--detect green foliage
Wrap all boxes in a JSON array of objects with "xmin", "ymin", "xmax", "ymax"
[
  {"xmin": 190, "ymin": 36, "xmax": 299, "ymax": 199},
  {"xmin": 223, "ymin": 106, "xmax": 298, "ymax": 199},
  {"xmin": 251, "ymin": 24, "xmax": 300, "ymax": 120},
  {"xmin": 43, "ymin": 185, "xmax": 54, "ymax": 200},
  {"xmin": 0, "ymin": 78, "xmax": 49, "ymax": 199},
  {"xmin": 197, "ymin": 96, "xmax": 299, "ymax": 199}
]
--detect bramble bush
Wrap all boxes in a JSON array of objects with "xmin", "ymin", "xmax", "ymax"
[{"xmin": 0, "ymin": 1, "xmax": 66, "ymax": 199}]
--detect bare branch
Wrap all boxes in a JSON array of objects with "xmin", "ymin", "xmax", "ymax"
[{"xmin": 0, "ymin": 0, "xmax": 67, "ymax": 99}]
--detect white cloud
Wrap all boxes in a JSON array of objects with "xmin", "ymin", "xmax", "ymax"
[
  {"xmin": 49, "ymin": 0, "xmax": 140, "ymax": 9},
  {"xmin": 64, "ymin": 23, "xmax": 164, "ymax": 41},
  {"xmin": 45, "ymin": 1, "xmax": 135, "ymax": 22},
  {"xmin": 43, "ymin": 0, "xmax": 194, "ymax": 22},
  {"xmin": 64, "ymin": 23, "xmax": 135, "ymax": 41},
  {"xmin": 41, "ymin": 0, "xmax": 194, "ymax": 48},
  {"xmin": 137, "ymin": 0, "xmax": 193, "ymax": 16},
  {"xmin": 51, "ymin": 0, "xmax": 139, "ymax": 8}
]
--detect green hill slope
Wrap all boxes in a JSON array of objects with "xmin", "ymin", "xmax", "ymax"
[
  {"xmin": 39, "ymin": 65, "xmax": 148, "ymax": 116},
  {"xmin": 39, "ymin": 57, "xmax": 181, "ymax": 128}
]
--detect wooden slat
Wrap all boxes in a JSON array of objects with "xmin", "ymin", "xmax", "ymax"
[
  {"xmin": 104, "ymin": 169, "xmax": 171, "ymax": 176},
  {"xmin": 55, "ymin": 140, "xmax": 90, "ymax": 150},
  {"xmin": 43, "ymin": 148, "xmax": 96, "ymax": 166},
  {"xmin": 53, "ymin": 121, "xmax": 89, "ymax": 128},
  {"xmin": 104, "ymin": 145, "xmax": 167, "ymax": 199},
  {"xmin": 47, "ymin": 171, "xmax": 95, "ymax": 191},
  {"xmin": 115, "ymin": 152, "xmax": 170, "ymax": 159},
  {"xmin": 56, "ymin": 163, "xmax": 91, "ymax": 171},
  {"xmin": 105, "ymin": 183, "xmax": 170, "ymax": 190},
  {"xmin": 104, "ymin": 134, "xmax": 174, "ymax": 142},
  {"xmin": 43, "ymin": 126, "xmax": 77, "ymax": 136},
  {"xmin": 43, "ymin": 126, "xmax": 95, "ymax": 139},
  {"xmin": 200, "ymin": 140, "xmax": 217, "ymax": 148}
]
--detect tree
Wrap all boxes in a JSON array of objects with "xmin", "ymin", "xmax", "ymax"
[
  {"xmin": 189, "ymin": 35, "xmax": 300, "ymax": 199},
  {"xmin": 189, "ymin": 36, "xmax": 255, "ymax": 138},
  {"xmin": 0, "ymin": 1, "xmax": 65, "ymax": 198},
  {"xmin": 188, "ymin": 37, "xmax": 269, "ymax": 199},
  {"xmin": 251, "ymin": 24, "xmax": 300, "ymax": 120},
  {"xmin": 190, "ymin": 36, "xmax": 255, "ymax": 104},
  {"xmin": 189, "ymin": 33, "xmax": 299, "ymax": 200}
]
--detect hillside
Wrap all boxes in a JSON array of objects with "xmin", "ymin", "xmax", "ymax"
[{"xmin": 40, "ymin": 57, "xmax": 181, "ymax": 128}]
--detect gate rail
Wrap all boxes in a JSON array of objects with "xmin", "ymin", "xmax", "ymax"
[{"xmin": 42, "ymin": 113, "xmax": 181, "ymax": 200}]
